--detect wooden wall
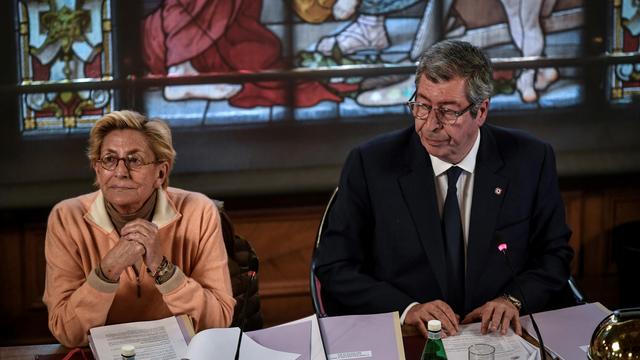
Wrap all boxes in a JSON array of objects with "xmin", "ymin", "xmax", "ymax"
[
  {"xmin": 1, "ymin": 181, "xmax": 639, "ymax": 345},
  {"xmin": 231, "ymin": 206, "xmax": 323, "ymax": 328}
]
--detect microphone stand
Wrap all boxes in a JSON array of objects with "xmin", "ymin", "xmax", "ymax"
[
  {"xmin": 314, "ymin": 312, "xmax": 330, "ymax": 360},
  {"xmin": 497, "ymin": 241, "xmax": 546, "ymax": 360},
  {"xmin": 234, "ymin": 260, "xmax": 258, "ymax": 360},
  {"xmin": 234, "ymin": 330, "xmax": 243, "ymax": 360}
]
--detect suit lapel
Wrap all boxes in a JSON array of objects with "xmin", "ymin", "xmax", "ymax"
[
  {"xmin": 466, "ymin": 126, "xmax": 508, "ymax": 305},
  {"xmin": 398, "ymin": 133, "xmax": 449, "ymax": 298}
]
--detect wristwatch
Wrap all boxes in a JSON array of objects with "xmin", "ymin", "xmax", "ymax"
[{"xmin": 503, "ymin": 293, "xmax": 522, "ymax": 311}]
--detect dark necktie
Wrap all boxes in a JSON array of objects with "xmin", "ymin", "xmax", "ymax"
[{"xmin": 442, "ymin": 166, "xmax": 465, "ymax": 315}]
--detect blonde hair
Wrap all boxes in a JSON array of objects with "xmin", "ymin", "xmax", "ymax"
[{"xmin": 87, "ymin": 110, "xmax": 176, "ymax": 188}]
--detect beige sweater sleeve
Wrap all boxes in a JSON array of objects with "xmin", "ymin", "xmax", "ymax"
[
  {"xmin": 156, "ymin": 196, "xmax": 236, "ymax": 331},
  {"xmin": 42, "ymin": 203, "xmax": 118, "ymax": 348}
]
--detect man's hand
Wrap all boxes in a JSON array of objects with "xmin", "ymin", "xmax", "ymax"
[
  {"xmin": 404, "ymin": 300, "xmax": 460, "ymax": 338},
  {"xmin": 461, "ymin": 296, "xmax": 522, "ymax": 335},
  {"xmin": 120, "ymin": 219, "xmax": 163, "ymax": 272}
]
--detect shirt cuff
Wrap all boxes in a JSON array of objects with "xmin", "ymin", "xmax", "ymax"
[
  {"xmin": 156, "ymin": 266, "xmax": 186, "ymax": 295},
  {"xmin": 400, "ymin": 302, "xmax": 420, "ymax": 325},
  {"xmin": 87, "ymin": 267, "xmax": 119, "ymax": 293}
]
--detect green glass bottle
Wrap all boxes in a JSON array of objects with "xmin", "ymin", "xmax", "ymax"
[{"xmin": 421, "ymin": 320, "xmax": 447, "ymax": 360}]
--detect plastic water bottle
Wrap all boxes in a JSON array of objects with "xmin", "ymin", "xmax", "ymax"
[{"xmin": 421, "ymin": 320, "xmax": 447, "ymax": 360}]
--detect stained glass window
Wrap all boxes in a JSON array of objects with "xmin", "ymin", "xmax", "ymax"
[
  {"xmin": 16, "ymin": 0, "xmax": 114, "ymax": 135},
  {"xmin": 610, "ymin": 0, "xmax": 640, "ymax": 104},
  {"xmin": 141, "ymin": 0, "xmax": 585, "ymax": 127}
]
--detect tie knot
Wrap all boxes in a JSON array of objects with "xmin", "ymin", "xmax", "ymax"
[{"xmin": 447, "ymin": 166, "xmax": 462, "ymax": 187}]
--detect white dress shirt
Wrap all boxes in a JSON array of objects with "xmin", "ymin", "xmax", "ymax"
[{"xmin": 400, "ymin": 129, "xmax": 482, "ymax": 323}]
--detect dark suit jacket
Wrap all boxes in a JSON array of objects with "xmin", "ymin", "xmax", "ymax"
[{"xmin": 315, "ymin": 124, "xmax": 574, "ymax": 317}]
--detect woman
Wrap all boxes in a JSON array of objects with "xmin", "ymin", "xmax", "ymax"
[{"xmin": 43, "ymin": 110, "xmax": 235, "ymax": 347}]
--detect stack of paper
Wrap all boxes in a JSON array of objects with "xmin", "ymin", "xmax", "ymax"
[
  {"xmin": 89, "ymin": 315, "xmax": 193, "ymax": 360},
  {"xmin": 442, "ymin": 322, "xmax": 540, "ymax": 360},
  {"xmin": 88, "ymin": 311, "xmax": 405, "ymax": 360},
  {"xmin": 88, "ymin": 316, "xmax": 301, "ymax": 360}
]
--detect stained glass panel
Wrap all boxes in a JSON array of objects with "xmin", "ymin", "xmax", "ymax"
[
  {"xmin": 610, "ymin": 0, "xmax": 640, "ymax": 104},
  {"xmin": 16, "ymin": 0, "xmax": 114, "ymax": 135},
  {"xmin": 142, "ymin": 0, "xmax": 585, "ymax": 127}
]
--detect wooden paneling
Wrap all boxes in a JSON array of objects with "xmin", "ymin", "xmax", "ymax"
[
  {"xmin": 563, "ymin": 188, "xmax": 640, "ymax": 308},
  {"xmin": 0, "ymin": 217, "xmax": 53, "ymax": 345},
  {"xmin": 562, "ymin": 191, "xmax": 583, "ymax": 275},
  {"xmin": 0, "ymin": 225, "xmax": 23, "ymax": 318},
  {"xmin": 229, "ymin": 206, "xmax": 324, "ymax": 327},
  {"xmin": 1, "ymin": 184, "xmax": 640, "ymax": 345},
  {"xmin": 23, "ymin": 224, "xmax": 47, "ymax": 310}
]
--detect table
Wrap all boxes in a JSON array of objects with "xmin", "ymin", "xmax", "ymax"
[
  {"xmin": 1, "ymin": 329, "xmax": 537, "ymax": 360},
  {"xmin": 0, "ymin": 344, "xmax": 68, "ymax": 359}
]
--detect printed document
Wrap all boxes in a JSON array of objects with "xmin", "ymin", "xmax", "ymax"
[
  {"xmin": 89, "ymin": 316, "xmax": 191, "ymax": 360},
  {"xmin": 89, "ymin": 315, "xmax": 301, "ymax": 360},
  {"xmin": 442, "ymin": 322, "xmax": 540, "ymax": 360}
]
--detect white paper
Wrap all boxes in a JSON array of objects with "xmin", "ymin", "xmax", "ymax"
[
  {"xmin": 275, "ymin": 315, "xmax": 327, "ymax": 360},
  {"xmin": 89, "ymin": 316, "xmax": 188, "ymax": 360},
  {"xmin": 184, "ymin": 327, "xmax": 301, "ymax": 360},
  {"xmin": 442, "ymin": 323, "xmax": 539, "ymax": 360}
]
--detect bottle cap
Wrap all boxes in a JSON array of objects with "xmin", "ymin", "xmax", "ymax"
[
  {"xmin": 427, "ymin": 319, "xmax": 442, "ymax": 332},
  {"xmin": 121, "ymin": 345, "xmax": 136, "ymax": 356}
]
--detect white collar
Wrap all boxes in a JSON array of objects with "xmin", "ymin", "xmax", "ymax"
[
  {"xmin": 429, "ymin": 129, "xmax": 481, "ymax": 177},
  {"xmin": 85, "ymin": 187, "xmax": 179, "ymax": 234}
]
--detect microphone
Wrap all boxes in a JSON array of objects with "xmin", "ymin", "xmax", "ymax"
[
  {"xmin": 234, "ymin": 257, "xmax": 259, "ymax": 360},
  {"xmin": 495, "ymin": 233, "xmax": 546, "ymax": 360}
]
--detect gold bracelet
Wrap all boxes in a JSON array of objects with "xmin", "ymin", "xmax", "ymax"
[
  {"xmin": 147, "ymin": 256, "xmax": 168, "ymax": 277},
  {"xmin": 147, "ymin": 256, "xmax": 175, "ymax": 284},
  {"xmin": 155, "ymin": 262, "xmax": 176, "ymax": 285}
]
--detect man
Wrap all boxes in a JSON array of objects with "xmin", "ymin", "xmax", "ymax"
[{"xmin": 314, "ymin": 40, "xmax": 573, "ymax": 338}]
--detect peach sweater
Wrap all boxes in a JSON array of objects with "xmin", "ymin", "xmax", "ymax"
[{"xmin": 43, "ymin": 187, "xmax": 235, "ymax": 347}]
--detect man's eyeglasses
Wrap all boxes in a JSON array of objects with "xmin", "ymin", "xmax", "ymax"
[
  {"xmin": 97, "ymin": 154, "xmax": 160, "ymax": 171},
  {"xmin": 405, "ymin": 91, "xmax": 475, "ymax": 125}
]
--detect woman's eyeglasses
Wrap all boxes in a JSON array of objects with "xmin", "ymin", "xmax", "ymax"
[{"xmin": 97, "ymin": 154, "xmax": 160, "ymax": 171}]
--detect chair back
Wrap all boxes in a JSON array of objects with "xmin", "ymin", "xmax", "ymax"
[
  {"xmin": 215, "ymin": 200, "xmax": 263, "ymax": 330},
  {"xmin": 310, "ymin": 187, "xmax": 339, "ymax": 317},
  {"xmin": 542, "ymin": 275, "xmax": 587, "ymax": 311}
]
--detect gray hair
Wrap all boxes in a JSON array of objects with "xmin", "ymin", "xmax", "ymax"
[{"xmin": 415, "ymin": 40, "xmax": 493, "ymax": 115}]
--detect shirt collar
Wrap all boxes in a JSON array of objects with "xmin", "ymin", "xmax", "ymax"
[
  {"xmin": 429, "ymin": 129, "xmax": 481, "ymax": 177},
  {"xmin": 86, "ymin": 187, "xmax": 179, "ymax": 234}
]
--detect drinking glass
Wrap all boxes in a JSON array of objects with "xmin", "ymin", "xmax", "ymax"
[{"xmin": 468, "ymin": 343, "xmax": 495, "ymax": 360}]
